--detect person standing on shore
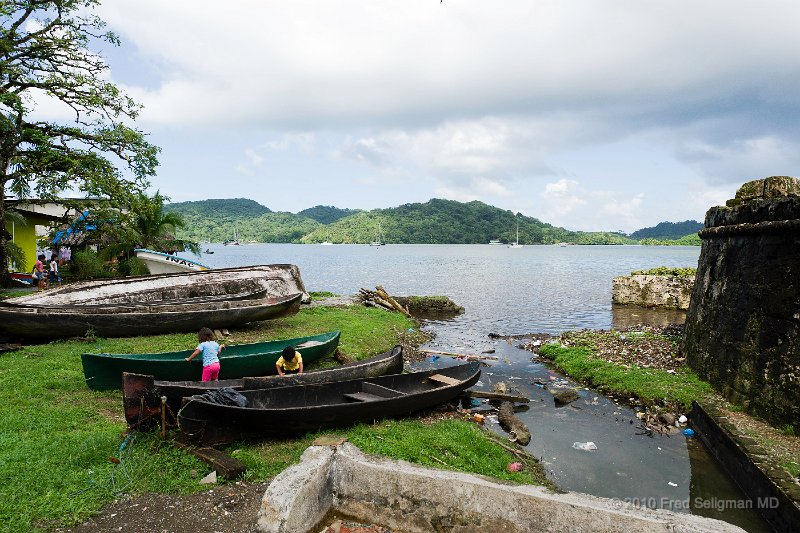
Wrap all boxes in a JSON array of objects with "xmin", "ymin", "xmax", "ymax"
[
  {"xmin": 185, "ymin": 327, "xmax": 225, "ymax": 381},
  {"xmin": 48, "ymin": 253, "xmax": 62, "ymax": 287}
]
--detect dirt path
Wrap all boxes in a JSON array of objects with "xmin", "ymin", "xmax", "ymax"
[{"xmin": 58, "ymin": 481, "xmax": 269, "ymax": 533}]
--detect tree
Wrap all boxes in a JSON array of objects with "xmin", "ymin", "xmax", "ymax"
[
  {"xmin": 0, "ymin": 0, "xmax": 160, "ymax": 284},
  {"xmin": 101, "ymin": 192, "xmax": 199, "ymax": 260}
]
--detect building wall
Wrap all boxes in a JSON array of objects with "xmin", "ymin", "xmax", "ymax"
[{"xmin": 5, "ymin": 214, "xmax": 51, "ymax": 272}]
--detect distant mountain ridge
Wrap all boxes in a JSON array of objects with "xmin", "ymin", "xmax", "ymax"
[
  {"xmin": 629, "ymin": 220, "xmax": 703, "ymax": 240},
  {"xmin": 165, "ymin": 197, "xmax": 696, "ymax": 245}
]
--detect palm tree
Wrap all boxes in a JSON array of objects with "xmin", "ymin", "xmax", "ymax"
[{"xmin": 103, "ymin": 192, "xmax": 199, "ymax": 259}]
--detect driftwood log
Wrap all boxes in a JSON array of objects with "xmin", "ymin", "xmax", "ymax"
[
  {"xmin": 358, "ymin": 286, "xmax": 412, "ymax": 317},
  {"xmin": 498, "ymin": 401, "xmax": 531, "ymax": 445}
]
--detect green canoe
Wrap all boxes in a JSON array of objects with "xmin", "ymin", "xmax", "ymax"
[{"xmin": 81, "ymin": 330, "xmax": 340, "ymax": 391}]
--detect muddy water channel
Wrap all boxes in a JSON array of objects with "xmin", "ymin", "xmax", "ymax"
[{"xmin": 204, "ymin": 243, "xmax": 771, "ymax": 531}]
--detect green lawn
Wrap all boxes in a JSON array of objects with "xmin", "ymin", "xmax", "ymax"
[{"xmin": 0, "ymin": 305, "xmax": 547, "ymax": 532}]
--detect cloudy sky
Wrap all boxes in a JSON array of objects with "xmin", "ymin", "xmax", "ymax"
[{"xmin": 78, "ymin": 1, "xmax": 800, "ymax": 231}]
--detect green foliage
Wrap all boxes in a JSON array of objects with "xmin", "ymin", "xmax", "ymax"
[
  {"xmin": 538, "ymin": 343, "xmax": 712, "ymax": 411},
  {"xmin": 630, "ymin": 266, "xmax": 697, "ymax": 277},
  {"xmin": 638, "ymin": 232, "xmax": 702, "ymax": 246},
  {"xmin": 297, "ymin": 205, "xmax": 360, "ymax": 224},
  {"xmin": 309, "ymin": 291, "xmax": 338, "ymax": 300},
  {"xmin": 102, "ymin": 192, "xmax": 198, "ymax": 258},
  {"xmin": 630, "ymin": 220, "xmax": 703, "ymax": 240},
  {"xmin": 0, "ymin": 0, "xmax": 160, "ymax": 282},
  {"xmin": 69, "ymin": 250, "xmax": 116, "ymax": 280},
  {"xmin": 6, "ymin": 240, "xmax": 26, "ymax": 271},
  {"xmin": 780, "ymin": 424, "xmax": 796, "ymax": 436}
]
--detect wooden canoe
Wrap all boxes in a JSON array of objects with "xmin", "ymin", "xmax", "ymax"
[
  {"xmin": 123, "ymin": 345, "xmax": 404, "ymax": 427},
  {"xmin": 177, "ymin": 362, "xmax": 481, "ymax": 444},
  {"xmin": 1, "ymin": 292, "xmax": 302, "ymax": 341},
  {"xmin": 84, "ymin": 329, "xmax": 339, "ymax": 391},
  {"xmin": 6, "ymin": 264, "xmax": 311, "ymax": 306}
]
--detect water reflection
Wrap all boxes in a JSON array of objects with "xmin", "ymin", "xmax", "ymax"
[{"xmin": 612, "ymin": 303, "xmax": 687, "ymax": 329}]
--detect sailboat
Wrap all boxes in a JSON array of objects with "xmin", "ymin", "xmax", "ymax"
[
  {"xmin": 508, "ymin": 222, "xmax": 523, "ymax": 248},
  {"xmin": 223, "ymin": 225, "xmax": 241, "ymax": 246}
]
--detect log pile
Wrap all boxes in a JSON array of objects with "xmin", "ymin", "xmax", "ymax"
[{"xmin": 357, "ymin": 286, "xmax": 412, "ymax": 317}]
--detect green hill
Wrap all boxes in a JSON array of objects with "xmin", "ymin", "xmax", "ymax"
[
  {"xmin": 630, "ymin": 220, "xmax": 703, "ymax": 240},
  {"xmin": 166, "ymin": 199, "xmax": 320, "ymax": 243},
  {"xmin": 166, "ymin": 197, "xmax": 638, "ymax": 245},
  {"xmin": 297, "ymin": 205, "xmax": 360, "ymax": 224}
]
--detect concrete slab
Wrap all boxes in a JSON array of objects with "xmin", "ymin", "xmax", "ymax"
[{"xmin": 259, "ymin": 443, "xmax": 745, "ymax": 533}]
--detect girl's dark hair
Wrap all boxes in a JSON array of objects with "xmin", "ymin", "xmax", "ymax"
[
  {"xmin": 198, "ymin": 327, "xmax": 214, "ymax": 342},
  {"xmin": 282, "ymin": 345, "xmax": 296, "ymax": 360}
]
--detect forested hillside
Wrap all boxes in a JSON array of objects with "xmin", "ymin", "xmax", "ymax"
[
  {"xmin": 166, "ymin": 197, "xmax": 640, "ymax": 245},
  {"xmin": 297, "ymin": 205, "xmax": 360, "ymax": 224},
  {"xmin": 630, "ymin": 220, "xmax": 703, "ymax": 240}
]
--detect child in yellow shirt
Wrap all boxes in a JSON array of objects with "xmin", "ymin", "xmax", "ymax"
[{"xmin": 276, "ymin": 346, "xmax": 303, "ymax": 376}]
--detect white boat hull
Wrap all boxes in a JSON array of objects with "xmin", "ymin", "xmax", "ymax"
[{"xmin": 134, "ymin": 249, "xmax": 209, "ymax": 274}]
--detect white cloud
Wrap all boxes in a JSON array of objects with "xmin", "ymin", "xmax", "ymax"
[{"xmin": 57, "ymin": 0, "xmax": 800, "ymax": 230}]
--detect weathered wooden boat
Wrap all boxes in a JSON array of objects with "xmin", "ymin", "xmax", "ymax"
[
  {"xmin": 1, "ymin": 293, "xmax": 302, "ymax": 341},
  {"xmin": 84, "ymin": 329, "xmax": 339, "ymax": 391},
  {"xmin": 0, "ymin": 286, "xmax": 270, "ymax": 309},
  {"xmin": 5, "ymin": 264, "xmax": 311, "ymax": 306},
  {"xmin": 177, "ymin": 362, "xmax": 481, "ymax": 444},
  {"xmin": 134, "ymin": 249, "xmax": 210, "ymax": 274},
  {"xmin": 123, "ymin": 345, "xmax": 404, "ymax": 427}
]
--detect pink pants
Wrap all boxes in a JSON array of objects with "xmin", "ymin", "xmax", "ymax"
[{"xmin": 202, "ymin": 362, "xmax": 220, "ymax": 381}]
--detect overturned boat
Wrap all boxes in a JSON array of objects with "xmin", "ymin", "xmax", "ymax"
[
  {"xmin": 5, "ymin": 264, "xmax": 311, "ymax": 306},
  {"xmin": 177, "ymin": 362, "xmax": 481, "ymax": 444},
  {"xmin": 124, "ymin": 345, "xmax": 404, "ymax": 427},
  {"xmin": 1, "ymin": 293, "xmax": 301, "ymax": 341}
]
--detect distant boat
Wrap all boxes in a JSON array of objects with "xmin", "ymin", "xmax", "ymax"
[
  {"xmin": 224, "ymin": 225, "xmax": 241, "ymax": 246},
  {"xmin": 369, "ymin": 240, "xmax": 385, "ymax": 246},
  {"xmin": 488, "ymin": 239, "xmax": 503, "ymax": 245},
  {"xmin": 320, "ymin": 241, "xmax": 333, "ymax": 246},
  {"xmin": 508, "ymin": 222, "xmax": 523, "ymax": 249},
  {"xmin": 204, "ymin": 249, "xmax": 214, "ymax": 254}
]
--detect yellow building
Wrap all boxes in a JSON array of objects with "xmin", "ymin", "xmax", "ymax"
[{"xmin": 5, "ymin": 202, "xmax": 68, "ymax": 272}]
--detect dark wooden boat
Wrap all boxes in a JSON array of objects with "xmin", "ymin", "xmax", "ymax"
[
  {"xmin": 123, "ymin": 345, "xmax": 404, "ymax": 427},
  {"xmin": 177, "ymin": 362, "xmax": 481, "ymax": 444},
  {"xmin": 83, "ymin": 328, "xmax": 337, "ymax": 391},
  {"xmin": 5, "ymin": 264, "xmax": 311, "ymax": 306},
  {"xmin": 1, "ymin": 293, "xmax": 301, "ymax": 341}
]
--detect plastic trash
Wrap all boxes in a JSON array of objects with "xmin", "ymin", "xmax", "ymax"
[
  {"xmin": 473, "ymin": 413, "xmax": 485, "ymax": 424},
  {"xmin": 408, "ymin": 328, "xmax": 414, "ymax": 332},
  {"xmin": 668, "ymin": 482, "xmax": 678, "ymax": 487},
  {"xmin": 678, "ymin": 415, "xmax": 688, "ymax": 424},
  {"xmin": 683, "ymin": 428, "xmax": 695, "ymax": 437},
  {"xmin": 507, "ymin": 462, "xmax": 523, "ymax": 472},
  {"xmin": 572, "ymin": 441, "xmax": 597, "ymax": 451}
]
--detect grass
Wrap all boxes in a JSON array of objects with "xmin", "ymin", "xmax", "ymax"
[
  {"xmin": 538, "ymin": 343, "xmax": 713, "ymax": 411},
  {"xmin": 0, "ymin": 304, "xmax": 545, "ymax": 533}
]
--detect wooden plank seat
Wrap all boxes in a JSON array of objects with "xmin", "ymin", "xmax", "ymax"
[
  {"xmin": 362, "ymin": 382, "xmax": 405, "ymax": 398},
  {"xmin": 427, "ymin": 374, "xmax": 461, "ymax": 386},
  {"xmin": 343, "ymin": 382, "xmax": 406, "ymax": 402},
  {"xmin": 343, "ymin": 391, "xmax": 385, "ymax": 402}
]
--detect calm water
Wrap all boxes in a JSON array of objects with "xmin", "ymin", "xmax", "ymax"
[{"xmin": 199, "ymin": 243, "xmax": 767, "ymax": 532}]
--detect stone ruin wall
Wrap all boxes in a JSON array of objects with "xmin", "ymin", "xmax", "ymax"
[
  {"xmin": 681, "ymin": 176, "xmax": 800, "ymax": 427},
  {"xmin": 612, "ymin": 274, "xmax": 694, "ymax": 310}
]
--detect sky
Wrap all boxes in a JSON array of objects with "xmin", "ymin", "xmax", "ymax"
[{"xmin": 40, "ymin": 1, "xmax": 800, "ymax": 232}]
